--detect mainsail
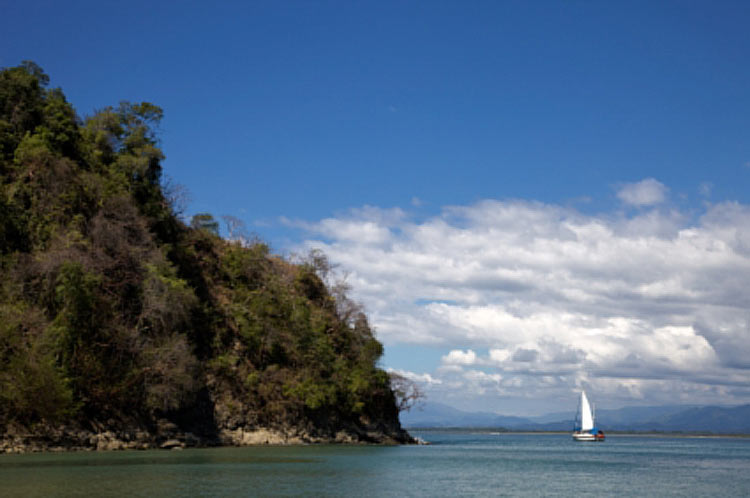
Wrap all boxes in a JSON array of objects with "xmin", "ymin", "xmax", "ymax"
[{"xmin": 580, "ymin": 390, "xmax": 594, "ymax": 431}]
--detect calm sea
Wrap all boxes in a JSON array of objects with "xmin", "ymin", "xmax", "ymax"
[{"xmin": 1, "ymin": 431, "xmax": 749, "ymax": 496}]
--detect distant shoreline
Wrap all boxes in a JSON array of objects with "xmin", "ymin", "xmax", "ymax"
[{"xmin": 406, "ymin": 428, "xmax": 750, "ymax": 438}]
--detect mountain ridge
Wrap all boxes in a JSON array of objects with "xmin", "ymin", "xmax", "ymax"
[{"xmin": 401, "ymin": 401, "xmax": 750, "ymax": 433}]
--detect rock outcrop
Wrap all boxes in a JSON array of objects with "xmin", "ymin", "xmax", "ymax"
[{"xmin": 1, "ymin": 418, "xmax": 413, "ymax": 454}]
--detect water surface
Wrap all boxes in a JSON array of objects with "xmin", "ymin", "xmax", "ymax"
[{"xmin": 2, "ymin": 431, "xmax": 749, "ymax": 496}]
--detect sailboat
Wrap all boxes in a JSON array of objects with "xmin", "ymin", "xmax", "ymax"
[{"xmin": 572, "ymin": 390, "xmax": 605, "ymax": 441}]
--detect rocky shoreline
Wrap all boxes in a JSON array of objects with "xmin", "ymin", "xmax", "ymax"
[{"xmin": 1, "ymin": 422, "xmax": 413, "ymax": 454}]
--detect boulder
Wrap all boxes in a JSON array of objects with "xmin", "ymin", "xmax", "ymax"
[{"xmin": 160, "ymin": 439, "xmax": 185, "ymax": 449}]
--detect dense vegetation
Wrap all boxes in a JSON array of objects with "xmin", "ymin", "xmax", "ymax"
[{"xmin": 0, "ymin": 62, "xmax": 408, "ymax": 442}]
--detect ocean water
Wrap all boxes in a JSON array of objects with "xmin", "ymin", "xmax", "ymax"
[{"xmin": 1, "ymin": 431, "xmax": 749, "ymax": 497}]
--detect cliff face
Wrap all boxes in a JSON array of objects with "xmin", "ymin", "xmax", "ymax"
[{"xmin": 0, "ymin": 62, "xmax": 412, "ymax": 451}]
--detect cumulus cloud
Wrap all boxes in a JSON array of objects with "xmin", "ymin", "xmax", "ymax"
[
  {"xmin": 616, "ymin": 178, "xmax": 668, "ymax": 206},
  {"xmin": 386, "ymin": 368, "xmax": 442, "ymax": 385},
  {"xmin": 289, "ymin": 182, "xmax": 750, "ymax": 411},
  {"xmin": 442, "ymin": 349, "xmax": 478, "ymax": 366}
]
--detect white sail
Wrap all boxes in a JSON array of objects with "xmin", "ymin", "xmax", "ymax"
[{"xmin": 580, "ymin": 391, "xmax": 594, "ymax": 431}]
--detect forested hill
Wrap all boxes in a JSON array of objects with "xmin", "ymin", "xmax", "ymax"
[{"xmin": 0, "ymin": 62, "xmax": 412, "ymax": 451}]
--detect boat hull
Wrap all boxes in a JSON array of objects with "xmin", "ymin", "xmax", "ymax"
[{"xmin": 572, "ymin": 431, "xmax": 605, "ymax": 442}]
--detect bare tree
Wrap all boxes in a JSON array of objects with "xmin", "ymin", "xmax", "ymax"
[
  {"xmin": 389, "ymin": 372, "xmax": 425, "ymax": 413},
  {"xmin": 330, "ymin": 276, "xmax": 366, "ymax": 326},
  {"xmin": 161, "ymin": 175, "xmax": 191, "ymax": 221},
  {"xmin": 221, "ymin": 214, "xmax": 260, "ymax": 247},
  {"xmin": 304, "ymin": 248, "xmax": 336, "ymax": 280}
]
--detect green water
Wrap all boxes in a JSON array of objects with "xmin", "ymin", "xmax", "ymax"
[{"xmin": 2, "ymin": 432, "xmax": 749, "ymax": 496}]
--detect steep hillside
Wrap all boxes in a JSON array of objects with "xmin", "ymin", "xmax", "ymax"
[{"xmin": 0, "ymin": 62, "xmax": 412, "ymax": 451}]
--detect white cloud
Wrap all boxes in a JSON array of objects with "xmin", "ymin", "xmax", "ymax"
[
  {"xmin": 463, "ymin": 369, "xmax": 503, "ymax": 387},
  {"xmin": 442, "ymin": 349, "xmax": 478, "ymax": 366},
  {"xmin": 616, "ymin": 178, "xmax": 668, "ymax": 206},
  {"xmin": 289, "ymin": 184, "xmax": 750, "ymax": 410},
  {"xmin": 386, "ymin": 368, "xmax": 442, "ymax": 385}
]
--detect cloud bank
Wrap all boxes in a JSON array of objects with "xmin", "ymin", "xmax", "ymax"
[{"xmin": 288, "ymin": 182, "xmax": 750, "ymax": 412}]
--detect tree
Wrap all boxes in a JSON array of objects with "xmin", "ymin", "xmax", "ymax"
[
  {"xmin": 162, "ymin": 175, "xmax": 191, "ymax": 220},
  {"xmin": 389, "ymin": 372, "xmax": 425, "ymax": 412},
  {"xmin": 19, "ymin": 61, "xmax": 49, "ymax": 86},
  {"xmin": 37, "ymin": 88, "xmax": 80, "ymax": 158},
  {"xmin": 190, "ymin": 213, "xmax": 219, "ymax": 235},
  {"xmin": 221, "ymin": 214, "xmax": 257, "ymax": 246},
  {"xmin": 0, "ymin": 61, "xmax": 48, "ymax": 161}
]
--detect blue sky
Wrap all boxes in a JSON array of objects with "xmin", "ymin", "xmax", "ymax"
[{"xmin": 4, "ymin": 1, "xmax": 750, "ymax": 415}]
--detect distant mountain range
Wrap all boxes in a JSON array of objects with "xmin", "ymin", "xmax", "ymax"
[{"xmin": 400, "ymin": 402, "xmax": 750, "ymax": 434}]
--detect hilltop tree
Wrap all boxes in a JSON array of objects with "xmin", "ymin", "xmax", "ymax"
[{"xmin": 190, "ymin": 213, "xmax": 219, "ymax": 235}]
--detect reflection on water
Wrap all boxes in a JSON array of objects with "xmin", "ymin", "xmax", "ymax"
[{"xmin": 0, "ymin": 448, "xmax": 318, "ymax": 469}]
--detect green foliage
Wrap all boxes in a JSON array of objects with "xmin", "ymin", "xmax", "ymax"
[
  {"xmin": 0, "ymin": 340, "xmax": 77, "ymax": 424},
  {"xmin": 0, "ymin": 62, "xmax": 47, "ymax": 161},
  {"xmin": 82, "ymin": 101, "xmax": 162, "ymax": 165},
  {"xmin": 0, "ymin": 303, "xmax": 76, "ymax": 424},
  {"xmin": 191, "ymin": 213, "xmax": 220, "ymax": 236},
  {"xmin": 139, "ymin": 333, "xmax": 198, "ymax": 413},
  {"xmin": 13, "ymin": 131, "xmax": 54, "ymax": 167},
  {"xmin": 0, "ymin": 61, "xmax": 403, "ymax": 437},
  {"xmin": 37, "ymin": 88, "xmax": 80, "ymax": 158},
  {"xmin": 81, "ymin": 100, "xmax": 174, "ymax": 242},
  {"xmin": 283, "ymin": 377, "xmax": 337, "ymax": 410},
  {"xmin": 138, "ymin": 262, "xmax": 197, "ymax": 335},
  {"xmin": 52, "ymin": 262, "xmax": 102, "ymax": 360},
  {"xmin": 81, "ymin": 107, "xmax": 122, "ymax": 166}
]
